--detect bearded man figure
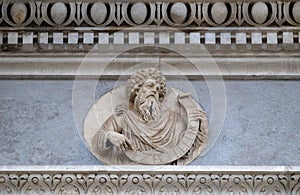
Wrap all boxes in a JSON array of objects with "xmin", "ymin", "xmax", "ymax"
[{"xmin": 92, "ymin": 68, "xmax": 207, "ymax": 165}]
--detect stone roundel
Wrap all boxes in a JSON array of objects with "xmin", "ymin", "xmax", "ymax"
[
  {"xmin": 50, "ymin": 2, "xmax": 68, "ymax": 25},
  {"xmin": 251, "ymin": 2, "xmax": 269, "ymax": 24},
  {"xmin": 130, "ymin": 2, "xmax": 148, "ymax": 25},
  {"xmin": 0, "ymin": 176, "xmax": 5, "ymax": 183},
  {"xmin": 170, "ymin": 2, "xmax": 187, "ymax": 24},
  {"xmin": 292, "ymin": 1, "xmax": 300, "ymax": 23},
  {"xmin": 10, "ymin": 2, "xmax": 28, "ymax": 25},
  {"xmin": 90, "ymin": 3, "xmax": 107, "ymax": 25},
  {"xmin": 211, "ymin": 2, "xmax": 228, "ymax": 24}
]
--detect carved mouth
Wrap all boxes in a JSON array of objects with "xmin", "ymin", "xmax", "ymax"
[{"xmin": 146, "ymin": 94, "xmax": 155, "ymax": 99}]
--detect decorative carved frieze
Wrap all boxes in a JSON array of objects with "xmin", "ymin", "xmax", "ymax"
[
  {"xmin": 0, "ymin": 1, "xmax": 299, "ymax": 52},
  {"xmin": 0, "ymin": 1, "xmax": 299, "ymax": 77},
  {"xmin": 1, "ymin": 1, "xmax": 300, "ymax": 28},
  {"xmin": 0, "ymin": 30, "xmax": 299, "ymax": 52},
  {"xmin": 0, "ymin": 166, "xmax": 299, "ymax": 194}
]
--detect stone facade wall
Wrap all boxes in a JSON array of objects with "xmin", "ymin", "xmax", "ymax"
[{"xmin": 0, "ymin": 0, "xmax": 299, "ymax": 194}]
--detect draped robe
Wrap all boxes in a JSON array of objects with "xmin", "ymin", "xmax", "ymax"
[{"xmin": 93, "ymin": 109, "xmax": 186, "ymax": 164}]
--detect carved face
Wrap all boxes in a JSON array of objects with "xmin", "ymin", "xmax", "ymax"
[
  {"xmin": 139, "ymin": 79, "xmax": 160, "ymax": 100},
  {"xmin": 134, "ymin": 79, "xmax": 161, "ymax": 122}
]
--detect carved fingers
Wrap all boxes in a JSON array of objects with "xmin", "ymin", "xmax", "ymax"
[
  {"xmin": 107, "ymin": 131, "xmax": 135, "ymax": 151},
  {"xmin": 190, "ymin": 109, "xmax": 209, "ymax": 130},
  {"xmin": 190, "ymin": 110, "xmax": 207, "ymax": 121}
]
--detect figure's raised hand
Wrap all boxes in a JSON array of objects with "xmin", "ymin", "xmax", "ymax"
[
  {"xmin": 107, "ymin": 131, "xmax": 135, "ymax": 151},
  {"xmin": 190, "ymin": 109, "xmax": 208, "ymax": 130}
]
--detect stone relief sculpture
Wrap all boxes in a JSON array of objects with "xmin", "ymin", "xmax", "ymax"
[{"xmin": 84, "ymin": 68, "xmax": 208, "ymax": 165}]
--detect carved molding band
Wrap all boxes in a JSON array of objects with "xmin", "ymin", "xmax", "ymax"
[
  {"xmin": 0, "ymin": 1, "xmax": 299, "ymax": 78},
  {"xmin": 1, "ymin": 1, "xmax": 300, "ymax": 28},
  {"xmin": 0, "ymin": 30, "xmax": 299, "ymax": 52},
  {"xmin": 0, "ymin": 166, "xmax": 299, "ymax": 194}
]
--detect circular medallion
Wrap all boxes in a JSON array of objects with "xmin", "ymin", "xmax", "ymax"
[{"xmin": 84, "ymin": 86, "xmax": 207, "ymax": 165}]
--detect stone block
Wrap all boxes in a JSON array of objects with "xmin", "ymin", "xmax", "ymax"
[
  {"xmin": 251, "ymin": 32, "xmax": 262, "ymax": 50},
  {"xmin": 98, "ymin": 33, "xmax": 109, "ymax": 44},
  {"xmin": 220, "ymin": 32, "xmax": 231, "ymax": 44},
  {"xmin": 23, "ymin": 32, "xmax": 33, "ymax": 44},
  {"xmin": 205, "ymin": 33, "xmax": 215, "ymax": 44},
  {"xmin": 128, "ymin": 32, "xmax": 139, "ymax": 44},
  {"xmin": 189, "ymin": 32, "xmax": 201, "ymax": 44},
  {"xmin": 144, "ymin": 32, "xmax": 155, "ymax": 44},
  {"xmin": 283, "ymin": 32, "xmax": 294, "ymax": 50},
  {"xmin": 68, "ymin": 33, "xmax": 78, "ymax": 44},
  {"xmin": 220, "ymin": 32, "xmax": 231, "ymax": 49},
  {"xmin": 267, "ymin": 32, "xmax": 278, "ymax": 44},
  {"xmin": 267, "ymin": 32, "xmax": 278, "ymax": 50},
  {"xmin": 113, "ymin": 32, "xmax": 124, "ymax": 44},
  {"xmin": 39, "ymin": 33, "xmax": 48, "ymax": 44},
  {"xmin": 283, "ymin": 32, "xmax": 293, "ymax": 44},
  {"xmin": 159, "ymin": 32, "xmax": 170, "ymax": 44},
  {"xmin": 83, "ymin": 32, "xmax": 94, "ymax": 44},
  {"xmin": 174, "ymin": 32, "xmax": 185, "ymax": 44},
  {"xmin": 251, "ymin": 32, "xmax": 262, "ymax": 44},
  {"xmin": 8, "ymin": 32, "xmax": 18, "ymax": 44},
  {"xmin": 53, "ymin": 32, "xmax": 63, "ymax": 44},
  {"xmin": 235, "ymin": 33, "xmax": 246, "ymax": 44}
]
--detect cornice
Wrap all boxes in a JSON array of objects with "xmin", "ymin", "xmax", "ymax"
[{"xmin": 0, "ymin": 1, "xmax": 299, "ymax": 78}]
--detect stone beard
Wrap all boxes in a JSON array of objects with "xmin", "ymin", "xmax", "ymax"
[
  {"xmin": 92, "ymin": 68, "xmax": 207, "ymax": 165},
  {"xmin": 134, "ymin": 90, "xmax": 161, "ymax": 123}
]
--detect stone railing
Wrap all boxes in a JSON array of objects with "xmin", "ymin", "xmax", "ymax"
[{"xmin": 0, "ymin": 166, "xmax": 299, "ymax": 194}]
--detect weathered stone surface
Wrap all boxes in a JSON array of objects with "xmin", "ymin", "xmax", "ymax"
[
  {"xmin": 7, "ymin": 32, "xmax": 18, "ymax": 44},
  {"xmin": 0, "ymin": 0, "xmax": 300, "ymax": 28},
  {"xmin": 159, "ymin": 32, "xmax": 170, "ymax": 44},
  {"xmin": 68, "ymin": 32, "xmax": 78, "ymax": 44},
  {"xmin": 88, "ymin": 68, "xmax": 207, "ymax": 165},
  {"xmin": 292, "ymin": 2, "xmax": 300, "ymax": 23},
  {"xmin": 144, "ymin": 32, "xmax": 155, "ymax": 44},
  {"xmin": 0, "ymin": 80, "xmax": 299, "ymax": 165},
  {"xmin": 10, "ymin": 3, "xmax": 27, "ymax": 25},
  {"xmin": 50, "ymin": 2, "xmax": 67, "ymax": 25},
  {"xmin": 170, "ymin": 2, "xmax": 187, "ymax": 24},
  {"xmin": 128, "ymin": 32, "xmax": 139, "ymax": 44},
  {"xmin": 131, "ymin": 2, "xmax": 147, "ymax": 24},
  {"xmin": 52, "ymin": 32, "xmax": 63, "ymax": 44},
  {"xmin": 90, "ymin": 3, "xmax": 107, "ymax": 24},
  {"xmin": 211, "ymin": 2, "xmax": 228, "ymax": 24},
  {"xmin": 0, "ymin": 166, "xmax": 298, "ymax": 194},
  {"xmin": 251, "ymin": 2, "xmax": 268, "ymax": 24}
]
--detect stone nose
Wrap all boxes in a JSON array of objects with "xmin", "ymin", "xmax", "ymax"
[{"xmin": 151, "ymin": 89, "xmax": 157, "ymax": 94}]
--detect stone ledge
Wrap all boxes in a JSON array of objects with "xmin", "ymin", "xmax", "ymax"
[
  {"xmin": 0, "ymin": 166, "xmax": 299, "ymax": 194},
  {"xmin": 0, "ymin": 52, "xmax": 299, "ymax": 79}
]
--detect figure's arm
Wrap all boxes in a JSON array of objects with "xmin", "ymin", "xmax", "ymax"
[
  {"xmin": 107, "ymin": 131, "xmax": 134, "ymax": 151},
  {"xmin": 93, "ymin": 115, "xmax": 134, "ymax": 152}
]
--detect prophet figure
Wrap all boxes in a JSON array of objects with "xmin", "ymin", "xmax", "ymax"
[{"xmin": 92, "ymin": 68, "xmax": 207, "ymax": 165}]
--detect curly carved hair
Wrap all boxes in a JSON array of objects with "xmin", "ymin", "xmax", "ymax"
[{"xmin": 126, "ymin": 68, "xmax": 166, "ymax": 102}]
